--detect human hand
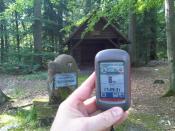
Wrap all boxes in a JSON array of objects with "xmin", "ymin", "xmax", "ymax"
[{"xmin": 51, "ymin": 72, "xmax": 128, "ymax": 131}]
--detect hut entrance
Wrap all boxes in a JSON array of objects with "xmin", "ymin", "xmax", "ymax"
[{"xmin": 80, "ymin": 39, "xmax": 116, "ymax": 66}]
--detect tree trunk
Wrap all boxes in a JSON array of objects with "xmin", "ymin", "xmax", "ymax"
[
  {"xmin": 149, "ymin": 9, "xmax": 157, "ymax": 60},
  {"xmin": 57, "ymin": 1, "xmax": 64, "ymax": 54},
  {"xmin": 150, "ymin": 35, "xmax": 157, "ymax": 60},
  {"xmin": 164, "ymin": 0, "xmax": 175, "ymax": 96},
  {"xmin": 128, "ymin": 0, "xmax": 138, "ymax": 66},
  {"xmin": 33, "ymin": 0, "xmax": 42, "ymax": 66},
  {"xmin": 0, "ymin": 0, "xmax": 5, "ymax": 64},
  {"xmin": 0, "ymin": 24, "xmax": 4, "ymax": 64},
  {"xmin": 85, "ymin": 0, "xmax": 92, "ymax": 15},
  {"xmin": 15, "ymin": 11, "xmax": 21, "ymax": 62},
  {"xmin": 143, "ymin": 10, "xmax": 151, "ymax": 64},
  {"xmin": 4, "ymin": 24, "xmax": 9, "ymax": 59},
  {"xmin": 137, "ymin": 9, "xmax": 157, "ymax": 65}
]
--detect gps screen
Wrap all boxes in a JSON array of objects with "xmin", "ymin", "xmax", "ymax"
[{"xmin": 100, "ymin": 62, "xmax": 125, "ymax": 98}]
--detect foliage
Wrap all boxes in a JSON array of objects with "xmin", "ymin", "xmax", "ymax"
[
  {"xmin": 135, "ymin": 0, "xmax": 164, "ymax": 13},
  {"xmin": 21, "ymin": 71, "xmax": 48, "ymax": 80},
  {"xmin": 0, "ymin": 0, "xmax": 168, "ymax": 72}
]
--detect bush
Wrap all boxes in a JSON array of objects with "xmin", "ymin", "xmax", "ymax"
[
  {"xmin": 0, "ymin": 51, "xmax": 58, "ymax": 74},
  {"xmin": 0, "ymin": 63, "xmax": 40, "ymax": 74}
]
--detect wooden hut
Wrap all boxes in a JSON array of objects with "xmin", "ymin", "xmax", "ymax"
[{"xmin": 66, "ymin": 17, "xmax": 129, "ymax": 67}]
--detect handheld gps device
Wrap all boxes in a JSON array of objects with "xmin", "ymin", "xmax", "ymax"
[{"xmin": 95, "ymin": 49, "xmax": 131, "ymax": 111}]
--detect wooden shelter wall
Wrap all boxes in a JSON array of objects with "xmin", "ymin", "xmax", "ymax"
[{"xmin": 72, "ymin": 40, "xmax": 119, "ymax": 66}]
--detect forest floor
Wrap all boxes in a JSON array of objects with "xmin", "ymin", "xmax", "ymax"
[{"xmin": 0, "ymin": 61, "xmax": 175, "ymax": 131}]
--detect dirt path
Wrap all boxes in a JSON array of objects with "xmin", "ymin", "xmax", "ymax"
[
  {"xmin": 0, "ymin": 63, "xmax": 175, "ymax": 130},
  {"xmin": 131, "ymin": 65, "xmax": 175, "ymax": 130},
  {"xmin": 0, "ymin": 74, "xmax": 48, "ymax": 108}
]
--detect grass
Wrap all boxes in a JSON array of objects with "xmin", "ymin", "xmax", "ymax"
[
  {"xmin": 7, "ymin": 71, "xmax": 89, "ymax": 100},
  {"xmin": 19, "ymin": 72, "xmax": 48, "ymax": 81},
  {"xmin": 78, "ymin": 73, "xmax": 89, "ymax": 86},
  {"xmin": 9, "ymin": 87, "xmax": 27, "ymax": 99},
  {"xmin": 0, "ymin": 73, "xmax": 89, "ymax": 131},
  {"xmin": 19, "ymin": 71, "xmax": 89, "ymax": 83},
  {"xmin": 116, "ymin": 113, "xmax": 163, "ymax": 131},
  {"xmin": 1, "ymin": 110, "xmax": 162, "ymax": 131},
  {"xmin": 0, "ymin": 107, "xmax": 50, "ymax": 131},
  {"xmin": 1, "ymin": 72, "xmax": 163, "ymax": 131}
]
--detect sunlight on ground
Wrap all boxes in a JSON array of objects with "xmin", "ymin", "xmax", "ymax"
[
  {"xmin": 1, "ymin": 66, "xmax": 174, "ymax": 131},
  {"xmin": 0, "ymin": 114, "xmax": 22, "ymax": 130},
  {"xmin": 116, "ymin": 112, "xmax": 162, "ymax": 131},
  {"xmin": 0, "ymin": 107, "xmax": 50, "ymax": 131},
  {"xmin": 0, "ymin": 73, "xmax": 88, "ymax": 131}
]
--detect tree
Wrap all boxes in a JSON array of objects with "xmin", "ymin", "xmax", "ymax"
[
  {"xmin": 164, "ymin": 0, "xmax": 175, "ymax": 96},
  {"xmin": 43, "ymin": 0, "xmax": 58, "ymax": 52},
  {"xmin": 97, "ymin": 0, "xmax": 101, "ymax": 5},
  {"xmin": 0, "ymin": 0, "xmax": 5, "ymax": 63},
  {"xmin": 0, "ymin": 23, "xmax": 4, "ymax": 63},
  {"xmin": 43, "ymin": 0, "xmax": 67, "ymax": 53},
  {"xmin": 14, "ymin": 11, "xmax": 21, "ymax": 61},
  {"xmin": 0, "ymin": 0, "xmax": 168, "ymax": 73},
  {"xmin": 85, "ymin": 0, "xmax": 92, "ymax": 15},
  {"xmin": 56, "ymin": 0, "xmax": 64, "ymax": 54},
  {"xmin": 139, "ymin": 9, "xmax": 157, "ymax": 64},
  {"xmin": 128, "ymin": 0, "xmax": 138, "ymax": 66},
  {"xmin": 149, "ymin": 8, "xmax": 157, "ymax": 60},
  {"xmin": 33, "ymin": 0, "xmax": 42, "ymax": 66}
]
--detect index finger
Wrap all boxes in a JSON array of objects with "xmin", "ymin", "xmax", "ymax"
[{"xmin": 67, "ymin": 72, "xmax": 96, "ymax": 103}]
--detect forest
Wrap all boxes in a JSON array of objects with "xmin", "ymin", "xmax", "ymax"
[
  {"xmin": 0, "ymin": 0, "xmax": 167, "ymax": 72},
  {"xmin": 0, "ymin": 0, "xmax": 175, "ymax": 130}
]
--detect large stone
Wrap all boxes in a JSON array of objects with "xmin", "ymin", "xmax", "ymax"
[{"xmin": 47, "ymin": 54, "xmax": 78, "ymax": 104}]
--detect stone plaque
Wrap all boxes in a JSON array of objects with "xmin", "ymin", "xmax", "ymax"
[
  {"xmin": 47, "ymin": 54, "xmax": 78, "ymax": 104},
  {"xmin": 53, "ymin": 73, "xmax": 77, "ymax": 88}
]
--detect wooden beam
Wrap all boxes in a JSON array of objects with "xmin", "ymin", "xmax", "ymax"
[
  {"xmin": 71, "ymin": 39, "xmax": 83, "ymax": 52},
  {"xmin": 107, "ymin": 38, "xmax": 119, "ymax": 48}
]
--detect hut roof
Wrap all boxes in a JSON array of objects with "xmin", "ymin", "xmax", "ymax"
[{"xmin": 65, "ymin": 17, "xmax": 129, "ymax": 45}]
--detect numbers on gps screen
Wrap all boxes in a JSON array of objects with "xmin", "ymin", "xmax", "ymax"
[
  {"xmin": 102, "ymin": 93, "xmax": 106, "ymax": 97},
  {"xmin": 108, "ymin": 76, "xmax": 112, "ymax": 83}
]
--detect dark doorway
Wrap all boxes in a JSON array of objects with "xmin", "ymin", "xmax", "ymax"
[{"xmin": 80, "ymin": 40, "xmax": 116, "ymax": 66}]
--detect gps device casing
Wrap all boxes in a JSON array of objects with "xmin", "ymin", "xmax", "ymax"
[{"xmin": 95, "ymin": 49, "xmax": 131, "ymax": 111}]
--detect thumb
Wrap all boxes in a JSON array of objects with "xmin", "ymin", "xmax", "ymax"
[{"xmin": 87, "ymin": 107, "xmax": 124, "ymax": 131}]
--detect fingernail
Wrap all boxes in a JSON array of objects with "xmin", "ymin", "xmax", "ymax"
[{"xmin": 111, "ymin": 107, "xmax": 123, "ymax": 117}]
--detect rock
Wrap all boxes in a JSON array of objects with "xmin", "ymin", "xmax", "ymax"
[
  {"xmin": 153, "ymin": 80, "xmax": 165, "ymax": 84},
  {"xmin": 47, "ymin": 54, "xmax": 78, "ymax": 104},
  {"xmin": 0, "ymin": 89, "xmax": 10, "ymax": 105}
]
